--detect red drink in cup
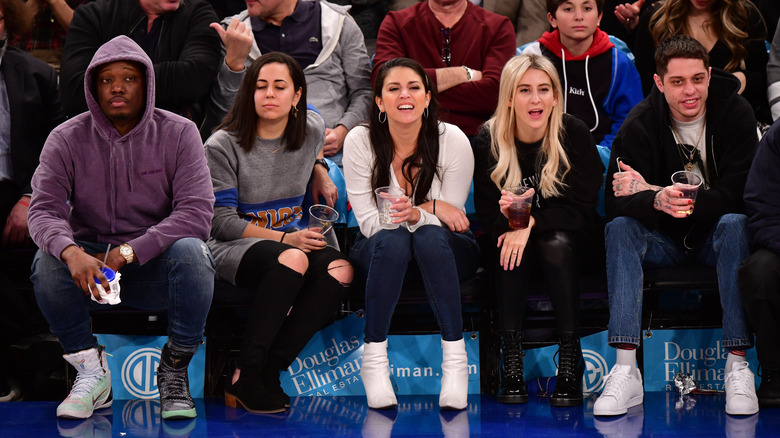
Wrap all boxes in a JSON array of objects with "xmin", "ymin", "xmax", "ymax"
[{"xmin": 507, "ymin": 186, "xmax": 533, "ymax": 230}]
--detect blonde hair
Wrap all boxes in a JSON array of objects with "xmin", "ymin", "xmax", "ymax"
[
  {"xmin": 485, "ymin": 54, "xmax": 570, "ymax": 198},
  {"xmin": 649, "ymin": 0, "xmax": 763, "ymax": 72}
]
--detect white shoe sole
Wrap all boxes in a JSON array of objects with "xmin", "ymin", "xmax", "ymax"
[{"xmin": 593, "ymin": 394, "xmax": 643, "ymax": 416}]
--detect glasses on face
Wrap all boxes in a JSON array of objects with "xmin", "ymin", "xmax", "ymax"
[{"xmin": 440, "ymin": 27, "xmax": 451, "ymax": 67}]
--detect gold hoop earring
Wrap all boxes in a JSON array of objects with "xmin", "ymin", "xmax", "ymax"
[{"xmin": 378, "ymin": 111, "xmax": 387, "ymax": 123}]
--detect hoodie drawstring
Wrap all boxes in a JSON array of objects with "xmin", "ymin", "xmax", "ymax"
[{"xmin": 560, "ymin": 49, "xmax": 600, "ymax": 133}]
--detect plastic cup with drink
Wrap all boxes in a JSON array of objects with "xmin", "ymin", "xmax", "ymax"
[
  {"xmin": 90, "ymin": 267, "xmax": 122, "ymax": 305},
  {"xmin": 308, "ymin": 204, "xmax": 340, "ymax": 249},
  {"xmin": 375, "ymin": 186, "xmax": 406, "ymax": 230},
  {"xmin": 507, "ymin": 185, "xmax": 533, "ymax": 230},
  {"xmin": 671, "ymin": 171, "xmax": 702, "ymax": 215}
]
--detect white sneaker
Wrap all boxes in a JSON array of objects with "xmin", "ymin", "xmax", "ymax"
[
  {"xmin": 725, "ymin": 361, "xmax": 759, "ymax": 415},
  {"xmin": 593, "ymin": 365, "xmax": 643, "ymax": 416},
  {"xmin": 57, "ymin": 347, "xmax": 113, "ymax": 419}
]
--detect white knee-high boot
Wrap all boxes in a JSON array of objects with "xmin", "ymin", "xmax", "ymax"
[
  {"xmin": 361, "ymin": 340, "xmax": 397, "ymax": 409},
  {"xmin": 440, "ymin": 338, "xmax": 468, "ymax": 410}
]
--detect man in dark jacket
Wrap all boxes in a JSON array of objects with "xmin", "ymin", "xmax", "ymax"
[
  {"xmin": 594, "ymin": 35, "xmax": 759, "ymax": 417},
  {"xmin": 739, "ymin": 120, "xmax": 780, "ymax": 408},
  {"xmin": 60, "ymin": 0, "xmax": 220, "ymax": 123}
]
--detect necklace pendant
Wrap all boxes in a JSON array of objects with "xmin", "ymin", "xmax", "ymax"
[{"xmin": 685, "ymin": 162, "xmax": 694, "ymax": 171}]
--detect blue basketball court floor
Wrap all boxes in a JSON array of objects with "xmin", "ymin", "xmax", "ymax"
[{"xmin": 1, "ymin": 391, "xmax": 777, "ymax": 437}]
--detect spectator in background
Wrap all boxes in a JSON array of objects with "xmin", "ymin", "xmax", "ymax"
[
  {"xmin": 205, "ymin": 0, "xmax": 372, "ymax": 167},
  {"xmin": 386, "ymin": 0, "xmax": 550, "ymax": 47},
  {"xmin": 473, "ymin": 54, "xmax": 603, "ymax": 406},
  {"xmin": 0, "ymin": 0, "xmax": 66, "ymax": 403},
  {"xmin": 14, "ymin": 0, "xmax": 84, "ymax": 69},
  {"xmin": 373, "ymin": 0, "xmax": 516, "ymax": 141},
  {"xmin": 28, "ymin": 36, "xmax": 215, "ymax": 420},
  {"xmin": 521, "ymin": 0, "xmax": 642, "ymax": 150},
  {"xmin": 60, "ymin": 0, "xmax": 221, "ymax": 124},
  {"xmin": 767, "ymin": 23, "xmax": 780, "ymax": 121},
  {"xmin": 0, "ymin": 0, "xmax": 65, "ymax": 250},
  {"xmin": 633, "ymin": 0, "xmax": 769, "ymax": 123},
  {"xmin": 596, "ymin": 35, "xmax": 758, "ymax": 417},
  {"xmin": 739, "ymin": 119, "xmax": 780, "ymax": 409}
]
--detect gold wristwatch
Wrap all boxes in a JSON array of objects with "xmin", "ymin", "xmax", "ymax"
[{"xmin": 119, "ymin": 243, "xmax": 135, "ymax": 264}]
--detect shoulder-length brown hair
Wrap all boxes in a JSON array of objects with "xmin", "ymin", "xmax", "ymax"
[{"xmin": 218, "ymin": 52, "xmax": 307, "ymax": 152}]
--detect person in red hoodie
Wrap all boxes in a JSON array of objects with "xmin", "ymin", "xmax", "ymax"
[{"xmin": 521, "ymin": 0, "xmax": 642, "ymax": 150}]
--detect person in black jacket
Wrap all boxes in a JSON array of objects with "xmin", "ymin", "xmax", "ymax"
[
  {"xmin": 473, "ymin": 54, "xmax": 604, "ymax": 407},
  {"xmin": 739, "ymin": 120, "xmax": 780, "ymax": 408},
  {"xmin": 59, "ymin": 0, "xmax": 220, "ymax": 122},
  {"xmin": 594, "ymin": 35, "xmax": 758, "ymax": 417}
]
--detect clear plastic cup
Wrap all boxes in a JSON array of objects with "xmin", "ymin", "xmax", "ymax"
[
  {"xmin": 308, "ymin": 204, "xmax": 340, "ymax": 249},
  {"xmin": 671, "ymin": 171, "xmax": 702, "ymax": 215},
  {"xmin": 374, "ymin": 186, "xmax": 406, "ymax": 230},
  {"xmin": 507, "ymin": 185, "xmax": 533, "ymax": 230}
]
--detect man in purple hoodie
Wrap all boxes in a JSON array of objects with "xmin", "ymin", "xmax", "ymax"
[{"xmin": 27, "ymin": 36, "xmax": 216, "ymax": 420}]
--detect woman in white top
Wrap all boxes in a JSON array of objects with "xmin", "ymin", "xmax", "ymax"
[{"xmin": 343, "ymin": 58, "xmax": 480, "ymax": 410}]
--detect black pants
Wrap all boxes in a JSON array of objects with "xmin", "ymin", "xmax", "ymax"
[
  {"xmin": 495, "ymin": 230, "xmax": 597, "ymax": 334},
  {"xmin": 739, "ymin": 248, "xmax": 780, "ymax": 370},
  {"xmin": 234, "ymin": 240, "xmax": 348, "ymax": 369}
]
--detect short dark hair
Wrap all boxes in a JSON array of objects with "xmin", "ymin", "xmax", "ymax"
[
  {"xmin": 219, "ymin": 52, "xmax": 307, "ymax": 152},
  {"xmin": 92, "ymin": 60, "xmax": 146, "ymax": 96},
  {"xmin": 654, "ymin": 35, "xmax": 710, "ymax": 79},
  {"xmin": 546, "ymin": 0, "xmax": 604, "ymax": 17}
]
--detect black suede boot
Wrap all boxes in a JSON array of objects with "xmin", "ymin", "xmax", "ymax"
[
  {"xmin": 758, "ymin": 367, "xmax": 780, "ymax": 407},
  {"xmin": 497, "ymin": 331, "xmax": 528, "ymax": 404},
  {"xmin": 224, "ymin": 366, "xmax": 286, "ymax": 414},
  {"xmin": 550, "ymin": 332, "xmax": 584, "ymax": 407},
  {"xmin": 261, "ymin": 357, "xmax": 290, "ymax": 407}
]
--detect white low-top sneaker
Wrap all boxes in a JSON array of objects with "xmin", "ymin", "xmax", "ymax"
[
  {"xmin": 725, "ymin": 361, "xmax": 759, "ymax": 415},
  {"xmin": 593, "ymin": 364, "xmax": 644, "ymax": 416}
]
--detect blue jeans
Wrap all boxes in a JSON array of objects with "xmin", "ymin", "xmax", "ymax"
[
  {"xmin": 31, "ymin": 238, "xmax": 215, "ymax": 354},
  {"xmin": 605, "ymin": 215, "xmax": 752, "ymax": 349},
  {"xmin": 349, "ymin": 225, "xmax": 480, "ymax": 343}
]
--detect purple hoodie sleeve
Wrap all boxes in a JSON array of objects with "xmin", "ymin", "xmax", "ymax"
[
  {"xmin": 28, "ymin": 131, "xmax": 79, "ymax": 262},
  {"xmin": 126, "ymin": 123, "xmax": 215, "ymax": 265}
]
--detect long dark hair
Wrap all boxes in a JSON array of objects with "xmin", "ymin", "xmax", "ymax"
[
  {"xmin": 219, "ymin": 52, "xmax": 307, "ymax": 152},
  {"xmin": 370, "ymin": 58, "xmax": 440, "ymax": 206}
]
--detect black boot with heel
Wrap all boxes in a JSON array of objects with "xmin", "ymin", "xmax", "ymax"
[{"xmin": 497, "ymin": 331, "xmax": 528, "ymax": 404}]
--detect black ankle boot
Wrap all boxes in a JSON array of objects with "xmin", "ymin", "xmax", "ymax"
[
  {"xmin": 225, "ymin": 366, "xmax": 286, "ymax": 414},
  {"xmin": 497, "ymin": 331, "xmax": 528, "ymax": 404},
  {"xmin": 550, "ymin": 332, "xmax": 584, "ymax": 407},
  {"xmin": 758, "ymin": 367, "xmax": 780, "ymax": 407}
]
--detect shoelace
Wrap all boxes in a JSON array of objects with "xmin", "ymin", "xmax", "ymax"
[
  {"xmin": 69, "ymin": 370, "xmax": 105, "ymax": 398},
  {"xmin": 158, "ymin": 365, "xmax": 189, "ymax": 401},
  {"xmin": 726, "ymin": 363, "xmax": 752, "ymax": 396},
  {"xmin": 601, "ymin": 368, "xmax": 632, "ymax": 398},
  {"xmin": 502, "ymin": 340, "xmax": 523, "ymax": 378},
  {"xmin": 555, "ymin": 345, "xmax": 579, "ymax": 379}
]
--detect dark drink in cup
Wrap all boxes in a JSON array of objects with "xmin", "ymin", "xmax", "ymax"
[
  {"xmin": 508, "ymin": 203, "xmax": 531, "ymax": 229},
  {"xmin": 507, "ymin": 185, "xmax": 533, "ymax": 230}
]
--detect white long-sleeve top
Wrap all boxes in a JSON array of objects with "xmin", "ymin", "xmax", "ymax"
[{"xmin": 342, "ymin": 122, "xmax": 473, "ymax": 238}]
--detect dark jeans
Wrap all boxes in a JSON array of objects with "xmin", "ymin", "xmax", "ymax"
[
  {"xmin": 349, "ymin": 225, "xmax": 480, "ymax": 343},
  {"xmin": 739, "ymin": 248, "xmax": 780, "ymax": 370},
  {"xmin": 31, "ymin": 238, "xmax": 215, "ymax": 353}
]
